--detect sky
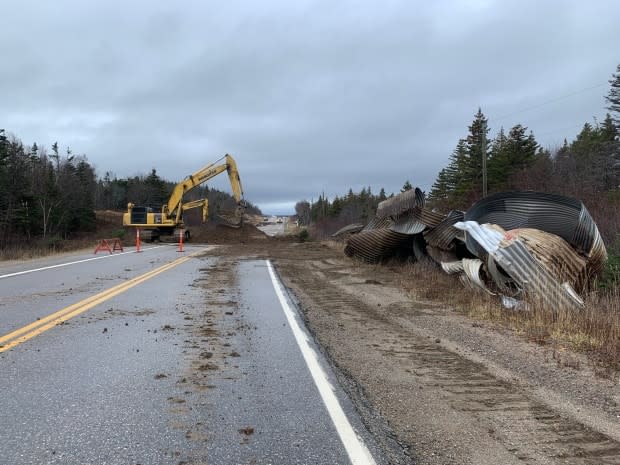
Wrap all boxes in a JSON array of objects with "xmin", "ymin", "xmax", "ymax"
[{"xmin": 1, "ymin": 0, "xmax": 619, "ymax": 215}]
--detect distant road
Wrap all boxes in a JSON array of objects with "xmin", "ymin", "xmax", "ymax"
[
  {"xmin": 0, "ymin": 246, "xmax": 380, "ymax": 464},
  {"xmin": 258, "ymin": 221, "xmax": 287, "ymax": 236}
]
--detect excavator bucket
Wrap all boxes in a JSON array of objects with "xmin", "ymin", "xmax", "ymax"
[{"xmin": 217, "ymin": 205, "xmax": 245, "ymax": 228}]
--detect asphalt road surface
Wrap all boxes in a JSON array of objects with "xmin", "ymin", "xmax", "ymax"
[
  {"xmin": 0, "ymin": 245, "xmax": 382, "ymax": 465},
  {"xmin": 257, "ymin": 222, "xmax": 287, "ymax": 237}
]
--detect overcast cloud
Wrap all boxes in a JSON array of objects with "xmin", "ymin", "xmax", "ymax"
[{"xmin": 2, "ymin": 0, "xmax": 619, "ymax": 214}]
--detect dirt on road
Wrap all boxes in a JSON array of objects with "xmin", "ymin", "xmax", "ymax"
[{"xmin": 204, "ymin": 237, "xmax": 620, "ymax": 465}]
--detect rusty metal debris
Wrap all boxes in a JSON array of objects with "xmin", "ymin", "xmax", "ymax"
[
  {"xmin": 464, "ymin": 191, "xmax": 607, "ymax": 277},
  {"xmin": 342, "ymin": 188, "xmax": 608, "ymax": 310},
  {"xmin": 376, "ymin": 188, "xmax": 425, "ymax": 219},
  {"xmin": 332, "ymin": 223, "xmax": 365, "ymax": 238},
  {"xmin": 423, "ymin": 210, "xmax": 464, "ymax": 252},
  {"xmin": 454, "ymin": 221, "xmax": 585, "ymax": 310},
  {"xmin": 344, "ymin": 229, "xmax": 412, "ymax": 263}
]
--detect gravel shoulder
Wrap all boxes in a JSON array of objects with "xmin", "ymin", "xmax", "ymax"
[{"xmin": 212, "ymin": 239, "xmax": 620, "ymax": 465}]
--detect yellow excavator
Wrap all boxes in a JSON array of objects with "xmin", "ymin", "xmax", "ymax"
[{"xmin": 123, "ymin": 154, "xmax": 245, "ymax": 241}]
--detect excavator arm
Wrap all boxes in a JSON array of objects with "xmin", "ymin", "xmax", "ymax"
[
  {"xmin": 164, "ymin": 154, "xmax": 245, "ymax": 224},
  {"xmin": 123, "ymin": 154, "xmax": 245, "ymax": 237},
  {"xmin": 181, "ymin": 198, "xmax": 209, "ymax": 223}
]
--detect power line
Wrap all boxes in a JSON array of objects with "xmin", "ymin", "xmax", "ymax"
[
  {"xmin": 536, "ymin": 123, "xmax": 585, "ymax": 138},
  {"xmin": 493, "ymin": 83, "xmax": 606, "ymax": 121}
]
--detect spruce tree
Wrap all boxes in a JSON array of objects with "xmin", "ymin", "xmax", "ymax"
[
  {"xmin": 600, "ymin": 113, "xmax": 618, "ymax": 142},
  {"xmin": 461, "ymin": 108, "xmax": 489, "ymax": 198},
  {"xmin": 428, "ymin": 139, "xmax": 467, "ymax": 208},
  {"xmin": 605, "ymin": 63, "xmax": 620, "ymax": 131},
  {"xmin": 488, "ymin": 124, "xmax": 539, "ymax": 191}
]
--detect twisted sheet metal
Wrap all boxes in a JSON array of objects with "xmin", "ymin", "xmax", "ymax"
[
  {"xmin": 441, "ymin": 261, "xmax": 464, "ymax": 274},
  {"xmin": 412, "ymin": 207, "xmax": 447, "ymax": 229},
  {"xmin": 462, "ymin": 258, "xmax": 495, "ymax": 295},
  {"xmin": 464, "ymin": 191, "xmax": 607, "ymax": 276},
  {"xmin": 455, "ymin": 221, "xmax": 584, "ymax": 310},
  {"xmin": 332, "ymin": 223, "xmax": 364, "ymax": 238},
  {"xmin": 460, "ymin": 258, "xmax": 495, "ymax": 295},
  {"xmin": 388, "ymin": 203, "xmax": 447, "ymax": 235},
  {"xmin": 506, "ymin": 228, "xmax": 588, "ymax": 291},
  {"xmin": 376, "ymin": 188, "xmax": 425, "ymax": 219},
  {"xmin": 362, "ymin": 187, "xmax": 452, "ymax": 238},
  {"xmin": 423, "ymin": 210, "xmax": 464, "ymax": 250},
  {"xmin": 363, "ymin": 216, "xmax": 394, "ymax": 231},
  {"xmin": 367, "ymin": 188, "xmax": 439, "ymax": 235},
  {"xmin": 344, "ymin": 229, "xmax": 412, "ymax": 263},
  {"xmin": 390, "ymin": 216, "xmax": 427, "ymax": 235},
  {"xmin": 345, "ymin": 189, "xmax": 606, "ymax": 308},
  {"xmin": 487, "ymin": 255, "xmax": 519, "ymax": 296},
  {"xmin": 426, "ymin": 245, "xmax": 459, "ymax": 264},
  {"xmin": 412, "ymin": 234, "xmax": 428, "ymax": 261},
  {"xmin": 587, "ymin": 232, "xmax": 608, "ymax": 277}
]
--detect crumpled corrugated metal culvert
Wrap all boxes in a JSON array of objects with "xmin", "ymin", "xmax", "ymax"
[{"xmin": 342, "ymin": 189, "xmax": 607, "ymax": 310}]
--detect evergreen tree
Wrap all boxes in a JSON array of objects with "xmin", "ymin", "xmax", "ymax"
[
  {"xmin": 401, "ymin": 180, "xmax": 413, "ymax": 192},
  {"xmin": 51, "ymin": 142, "xmax": 60, "ymax": 171},
  {"xmin": 330, "ymin": 196, "xmax": 343, "ymax": 216},
  {"xmin": 605, "ymin": 63, "xmax": 620, "ymax": 131},
  {"xmin": 488, "ymin": 124, "xmax": 539, "ymax": 191},
  {"xmin": 0, "ymin": 130, "xmax": 9, "ymax": 244},
  {"xmin": 428, "ymin": 139, "xmax": 466, "ymax": 207},
  {"xmin": 430, "ymin": 108, "xmax": 489, "ymax": 208},
  {"xmin": 144, "ymin": 169, "xmax": 169, "ymax": 207},
  {"xmin": 73, "ymin": 158, "xmax": 96, "ymax": 231},
  {"xmin": 599, "ymin": 114, "xmax": 618, "ymax": 142},
  {"xmin": 461, "ymin": 108, "xmax": 489, "ymax": 198}
]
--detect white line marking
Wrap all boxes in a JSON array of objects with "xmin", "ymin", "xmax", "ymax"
[
  {"xmin": 266, "ymin": 260, "xmax": 377, "ymax": 465},
  {"xmin": 0, "ymin": 246, "xmax": 166, "ymax": 280}
]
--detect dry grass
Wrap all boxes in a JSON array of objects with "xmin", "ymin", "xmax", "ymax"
[
  {"xmin": 400, "ymin": 260, "xmax": 620, "ymax": 374},
  {"xmin": 0, "ymin": 237, "xmax": 103, "ymax": 262},
  {"xmin": 0, "ymin": 210, "xmax": 125, "ymax": 263}
]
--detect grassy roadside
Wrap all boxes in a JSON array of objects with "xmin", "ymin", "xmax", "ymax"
[
  {"xmin": 400, "ymin": 259, "xmax": 620, "ymax": 377},
  {"xmin": 0, "ymin": 210, "xmax": 126, "ymax": 262}
]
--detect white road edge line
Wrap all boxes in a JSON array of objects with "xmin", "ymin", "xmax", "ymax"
[
  {"xmin": 0, "ymin": 246, "xmax": 167, "ymax": 280},
  {"xmin": 266, "ymin": 260, "xmax": 377, "ymax": 465}
]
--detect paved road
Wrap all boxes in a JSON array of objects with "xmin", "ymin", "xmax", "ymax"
[
  {"xmin": 0, "ymin": 246, "xmax": 381, "ymax": 464},
  {"xmin": 257, "ymin": 222, "xmax": 287, "ymax": 237}
]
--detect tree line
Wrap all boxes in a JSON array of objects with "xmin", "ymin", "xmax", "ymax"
[
  {"xmin": 0, "ymin": 132, "xmax": 260, "ymax": 249},
  {"xmin": 0, "ymin": 135, "xmax": 96, "ymax": 247},
  {"xmin": 301, "ymin": 64, "xmax": 620, "ymax": 248},
  {"xmin": 295, "ymin": 186, "xmax": 390, "ymax": 226},
  {"xmin": 96, "ymin": 170, "xmax": 261, "ymax": 224}
]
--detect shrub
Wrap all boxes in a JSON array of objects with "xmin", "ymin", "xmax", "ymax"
[
  {"xmin": 111, "ymin": 229, "xmax": 126, "ymax": 239},
  {"xmin": 299, "ymin": 229, "xmax": 310, "ymax": 242},
  {"xmin": 599, "ymin": 253, "xmax": 620, "ymax": 289}
]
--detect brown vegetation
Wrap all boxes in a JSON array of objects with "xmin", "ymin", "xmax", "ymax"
[
  {"xmin": 0, "ymin": 210, "xmax": 125, "ymax": 261},
  {"xmin": 400, "ymin": 259, "xmax": 620, "ymax": 372}
]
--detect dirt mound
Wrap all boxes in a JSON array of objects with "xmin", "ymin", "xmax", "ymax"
[
  {"xmin": 190, "ymin": 221, "xmax": 270, "ymax": 244},
  {"xmin": 95, "ymin": 210, "xmax": 124, "ymax": 231}
]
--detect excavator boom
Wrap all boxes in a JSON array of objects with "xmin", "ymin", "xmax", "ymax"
[
  {"xmin": 123, "ymin": 154, "xmax": 245, "ymax": 239},
  {"xmin": 165, "ymin": 154, "xmax": 244, "ymax": 221}
]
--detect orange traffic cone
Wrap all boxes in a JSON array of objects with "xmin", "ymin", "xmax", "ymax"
[
  {"xmin": 136, "ymin": 228, "xmax": 141, "ymax": 253},
  {"xmin": 178, "ymin": 229, "xmax": 184, "ymax": 253}
]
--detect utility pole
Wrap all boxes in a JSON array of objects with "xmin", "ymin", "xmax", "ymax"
[{"xmin": 481, "ymin": 119, "xmax": 488, "ymax": 197}]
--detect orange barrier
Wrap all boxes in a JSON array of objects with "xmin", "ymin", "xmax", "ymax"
[
  {"xmin": 178, "ymin": 229, "xmax": 184, "ymax": 253},
  {"xmin": 135, "ymin": 228, "xmax": 141, "ymax": 253},
  {"xmin": 94, "ymin": 238, "xmax": 124, "ymax": 255}
]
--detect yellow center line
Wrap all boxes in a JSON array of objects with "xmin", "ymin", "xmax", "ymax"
[{"xmin": 0, "ymin": 251, "xmax": 202, "ymax": 353}]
